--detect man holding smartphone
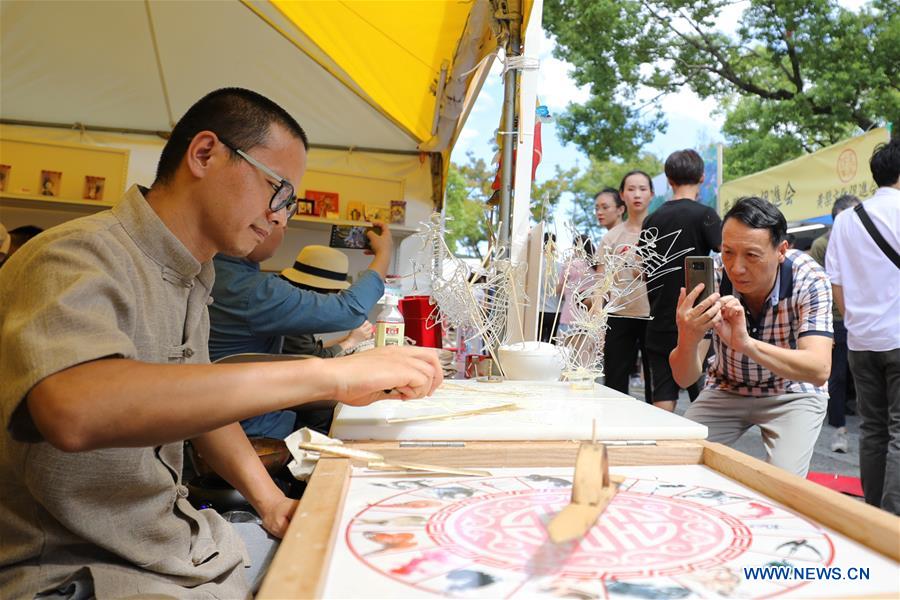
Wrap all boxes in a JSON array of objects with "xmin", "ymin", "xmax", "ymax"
[{"xmin": 670, "ymin": 197, "xmax": 833, "ymax": 477}]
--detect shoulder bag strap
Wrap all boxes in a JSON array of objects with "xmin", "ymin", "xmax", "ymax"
[{"xmin": 854, "ymin": 203, "xmax": 900, "ymax": 269}]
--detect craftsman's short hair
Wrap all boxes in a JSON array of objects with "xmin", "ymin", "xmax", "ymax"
[
  {"xmin": 154, "ymin": 88, "xmax": 308, "ymax": 185},
  {"xmin": 869, "ymin": 137, "xmax": 900, "ymax": 187},
  {"xmin": 664, "ymin": 149, "xmax": 704, "ymax": 186},
  {"xmin": 723, "ymin": 197, "xmax": 787, "ymax": 247},
  {"xmin": 831, "ymin": 194, "xmax": 860, "ymax": 219}
]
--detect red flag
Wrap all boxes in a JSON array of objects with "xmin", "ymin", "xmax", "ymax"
[{"xmin": 490, "ymin": 117, "xmax": 542, "ymax": 191}]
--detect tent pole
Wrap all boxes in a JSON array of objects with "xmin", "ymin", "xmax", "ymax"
[{"xmin": 497, "ymin": 0, "xmax": 521, "ymax": 250}]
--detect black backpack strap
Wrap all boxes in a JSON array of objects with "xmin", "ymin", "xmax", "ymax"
[{"xmin": 854, "ymin": 203, "xmax": 900, "ymax": 269}]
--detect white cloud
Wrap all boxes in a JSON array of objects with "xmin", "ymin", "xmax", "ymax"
[
  {"xmin": 471, "ymin": 88, "xmax": 497, "ymax": 113},
  {"xmin": 533, "ymin": 30, "xmax": 591, "ymax": 111},
  {"xmin": 538, "ymin": 57, "xmax": 591, "ymax": 110},
  {"xmin": 659, "ymin": 89, "xmax": 725, "ymax": 128}
]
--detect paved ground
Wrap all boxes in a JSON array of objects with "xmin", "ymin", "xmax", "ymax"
[{"xmin": 628, "ymin": 383, "xmax": 861, "ymax": 478}]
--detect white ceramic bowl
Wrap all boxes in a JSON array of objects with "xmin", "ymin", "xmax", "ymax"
[{"xmin": 497, "ymin": 341, "xmax": 567, "ymax": 381}]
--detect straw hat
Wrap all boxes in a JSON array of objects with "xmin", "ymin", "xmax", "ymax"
[
  {"xmin": 281, "ymin": 245, "xmax": 351, "ymax": 290},
  {"xmin": 0, "ymin": 223, "xmax": 10, "ymax": 256}
]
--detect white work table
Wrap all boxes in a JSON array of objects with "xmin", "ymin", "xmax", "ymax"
[{"xmin": 330, "ymin": 379, "xmax": 707, "ymax": 441}]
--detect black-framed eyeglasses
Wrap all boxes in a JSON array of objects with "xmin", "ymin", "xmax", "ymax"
[{"xmin": 218, "ymin": 136, "xmax": 298, "ymax": 219}]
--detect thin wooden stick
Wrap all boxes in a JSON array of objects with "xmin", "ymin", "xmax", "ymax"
[
  {"xmin": 549, "ymin": 259, "xmax": 572, "ymax": 340},
  {"xmin": 296, "ymin": 442, "xmax": 384, "ymax": 462},
  {"xmin": 385, "ymin": 403, "xmax": 519, "ymax": 424},
  {"xmin": 437, "ymin": 383, "xmax": 528, "ymax": 397},
  {"xmin": 507, "ymin": 269, "xmax": 526, "ymax": 344},
  {"xmin": 366, "ymin": 461, "xmax": 490, "ymax": 477}
]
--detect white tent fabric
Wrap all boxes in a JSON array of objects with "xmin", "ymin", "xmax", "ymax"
[{"xmin": 0, "ymin": 0, "xmax": 416, "ymax": 152}]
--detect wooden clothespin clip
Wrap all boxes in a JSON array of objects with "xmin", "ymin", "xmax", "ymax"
[{"xmin": 547, "ymin": 420, "xmax": 622, "ymax": 544}]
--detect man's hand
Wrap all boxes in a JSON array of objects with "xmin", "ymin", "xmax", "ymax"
[
  {"xmin": 256, "ymin": 493, "xmax": 298, "ymax": 538},
  {"xmin": 366, "ymin": 221, "xmax": 393, "ymax": 256},
  {"xmin": 715, "ymin": 295, "xmax": 753, "ymax": 354},
  {"xmin": 675, "ymin": 284, "xmax": 722, "ymax": 346},
  {"xmin": 325, "ymin": 345, "xmax": 443, "ymax": 406},
  {"xmin": 365, "ymin": 221, "xmax": 393, "ymax": 278},
  {"xmin": 341, "ymin": 320, "xmax": 374, "ymax": 350}
]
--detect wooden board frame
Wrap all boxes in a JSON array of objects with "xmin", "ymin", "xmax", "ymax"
[{"xmin": 258, "ymin": 440, "xmax": 900, "ymax": 599}]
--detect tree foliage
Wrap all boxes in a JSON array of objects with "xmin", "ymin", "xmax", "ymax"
[
  {"xmin": 445, "ymin": 150, "xmax": 664, "ymax": 254},
  {"xmin": 531, "ymin": 164, "xmax": 580, "ymax": 223},
  {"xmin": 444, "ymin": 157, "xmax": 491, "ymax": 258},
  {"xmin": 544, "ymin": 0, "xmax": 900, "ymax": 178},
  {"xmin": 445, "ymin": 152, "xmax": 579, "ymax": 255}
]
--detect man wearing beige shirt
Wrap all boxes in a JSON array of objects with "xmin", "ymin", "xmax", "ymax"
[{"xmin": 0, "ymin": 88, "xmax": 442, "ymax": 598}]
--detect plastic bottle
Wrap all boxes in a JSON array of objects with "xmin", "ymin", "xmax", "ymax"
[{"xmin": 375, "ymin": 295, "xmax": 405, "ymax": 347}]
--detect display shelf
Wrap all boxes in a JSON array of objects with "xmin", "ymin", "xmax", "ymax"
[
  {"xmin": 1, "ymin": 193, "xmax": 422, "ymax": 239},
  {"xmin": 1, "ymin": 191, "xmax": 113, "ymax": 213},
  {"xmin": 288, "ymin": 214, "xmax": 421, "ymax": 239}
]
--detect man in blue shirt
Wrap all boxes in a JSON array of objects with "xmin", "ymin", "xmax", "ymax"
[{"xmin": 209, "ymin": 220, "xmax": 392, "ymax": 437}]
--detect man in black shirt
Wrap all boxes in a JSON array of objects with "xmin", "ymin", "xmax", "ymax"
[{"xmin": 640, "ymin": 149, "xmax": 722, "ymax": 411}]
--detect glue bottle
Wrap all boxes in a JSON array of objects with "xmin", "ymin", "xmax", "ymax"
[{"xmin": 375, "ymin": 295, "xmax": 405, "ymax": 347}]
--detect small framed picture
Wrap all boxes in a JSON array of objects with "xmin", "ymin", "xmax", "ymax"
[
  {"xmin": 297, "ymin": 198, "xmax": 315, "ymax": 216},
  {"xmin": 305, "ymin": 190, "xmax": 339, "ymax": 219},
  {"xmin": 83, "ymin": 175, "xmax": 105, "ymax": 201},
  {"xmin": 0, "ymin": 165, "xmax": 10, "ymax": 192},
  {"xmin": 390, "ymin": 200, "xmax": 407, "ymax": 225},
  {"xmin": 347, "ymin": 201, "xmax": 365, "ymax": 222},
  {"xmin": 40, "ymin": 170, "xmax": 62, "ymax": 197},
  {"xmin": 365, "ymin": 204, "xmax": 390, "ymax": 222}
]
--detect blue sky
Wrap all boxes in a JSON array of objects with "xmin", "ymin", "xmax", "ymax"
[
  {"xmin": 449, "ymin": 26, "xmax": 725, "ymax": 226},
  {"xmin": 451, "ymin": 52, "xmax": 726, "ymax": 180},
  {"xmin": 450, "ymin": 0, "xmax": 867, "ymax": 228}
]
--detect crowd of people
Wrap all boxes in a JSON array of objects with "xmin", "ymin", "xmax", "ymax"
[
  {"xmin": 553, "ymin": 141, "xmax": 898, "ymax": 507},
  {"xmin": 0, "ymin": 86, "xmax": 896, "ymax": 597}
]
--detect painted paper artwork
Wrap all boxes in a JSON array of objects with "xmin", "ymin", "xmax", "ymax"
[
  {"xmin": 347, "ymin": 201, "xmax": 365, "ymax": 222},
  {"xmin": 365, "ymin": 204, "xmax": 391, "ymax": 223},
  {"xmin": 40, "ymin": 170, "xmax": 62, "ymax": 197},
  {"xmin": 83, "ymin": 175, "xmax": 105, "ymax": 201},
  {"xmin": 306, "ymin": 190, "xmax": 340, "ymax": 219},
  {"xmin": 390, "ymin": 200, "xmax": 407, "ymax": 224},
  {"xmin": 320, "ymin": 466, "xmax": 899, "ymax": 598}
]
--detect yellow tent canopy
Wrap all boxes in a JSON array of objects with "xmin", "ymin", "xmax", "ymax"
[
  {"xmin": 719, "ymin": 128, "xmax": 890, "ymax": 222},
  {"xmin": 1, "ymin": 0, "xmax": 533, "ymax": 205}
]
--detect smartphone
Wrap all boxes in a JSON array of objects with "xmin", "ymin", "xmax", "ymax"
[
  {"xmin": 684, "ymin": 256, "xmax": 715, "ymax": 306},
  {"xmin": 330, "ymin": 225, "xmax": 372, "ymax": 250}
]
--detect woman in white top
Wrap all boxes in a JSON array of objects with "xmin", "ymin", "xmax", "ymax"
[{"xmin": 596, "ymin": 171, "xmax": 654, "ymax": 401}]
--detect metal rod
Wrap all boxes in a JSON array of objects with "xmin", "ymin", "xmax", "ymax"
[
  {"xmin": 498, "ymin": 38, "xmax": 518, "ymax": 249},
  {"xmin": 0, "ymin": 119, "xmax": 426, "ymax": 156}
]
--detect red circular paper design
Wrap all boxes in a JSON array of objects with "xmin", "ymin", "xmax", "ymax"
[
  {"xmin": 345, "ymin": 476, "xmax": 836, "ymax": 598},
  {"xmin": 427, "ymin": 489, "xmax": 749, "ymax": 578}
]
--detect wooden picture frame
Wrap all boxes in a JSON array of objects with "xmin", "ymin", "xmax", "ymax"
[
  {"xmin": 0, "ymin": 165, "xmax": 10, "ymax": 192},
  {"xmin": 346, "ymin": 201, "xmax": 365, "ymax": 222},
  {"xmin": 83, "ymin": 175, "xmax": 105, "ymax": 201},
  {"xmin": 297, "ymin": 198, "xmax": 316, "ymax": 216},
  {"xmin": 390, "ymin": 200, "xmax": 406, "ymax": 225},
  {"xmin": 258, "ymin": 440, "xmax": 899, "ymax": 598},
  {"xmin": 39, "ymin": 170, "xmax": 62, "ymax": 197},
  {"xmin": 364, "ymin": 204, "xmax": 390, "ymax": 223},
  {"xmin": 306, "ymin": 190, "xmax": 339, "ymax": 219}
]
